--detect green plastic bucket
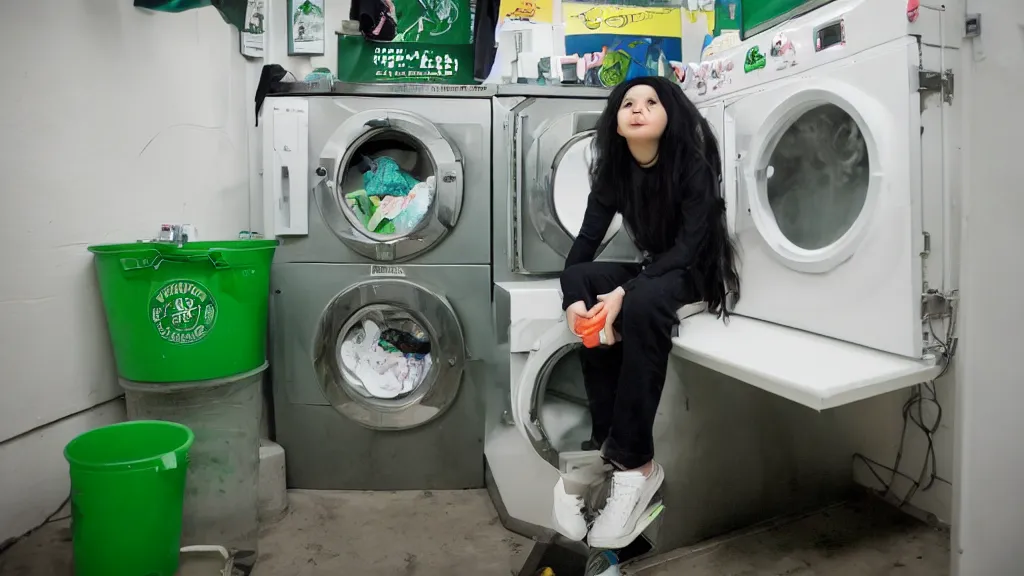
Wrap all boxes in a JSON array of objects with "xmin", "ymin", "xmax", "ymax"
[
  {"xmin": 64, "ymin": 420, "xmax": 195, "ymax": 576},
  {"xmin": 88, "ymin": 240, "xmax": 277, "ymax": 383}
]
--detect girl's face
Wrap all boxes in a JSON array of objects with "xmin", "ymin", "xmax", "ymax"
[{"xmin": 616, "ymin": 84, "xmax": 668, "ymax": 142}]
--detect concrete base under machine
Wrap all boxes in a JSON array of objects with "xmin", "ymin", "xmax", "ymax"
[{"xmin": 487, "ymin": 355, "xmax": 857, "ymax": 557}]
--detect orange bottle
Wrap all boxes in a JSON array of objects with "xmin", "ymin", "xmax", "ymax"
[{"xmin": 574, "ymin": 306, "xmax": 611, "ymax": 348}]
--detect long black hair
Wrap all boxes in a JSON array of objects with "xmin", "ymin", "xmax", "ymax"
[{"xmin": 590, "ymin": 76, "xmax": 740, "ymax": 317}]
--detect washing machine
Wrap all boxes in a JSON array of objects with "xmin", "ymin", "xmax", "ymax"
[
  {"xmin": 267, "ymin": 84, "xmax": 494, "ymax": 265},
  {"xmin": 486, "ymin": 281, "xmax": 855, "ymax": 550},
  {"xmin": 682, "ymin": 0, "xmax": 960, "ymax": 361},
  {"xmin": 485, "ymin": 280, "xmax": 586, "ymax": 537},
  {"xmin": 262, "ymin": 85, "xmax": 495, "ymax": 490},
  {"xmin": 492, "ymin": 85, "xmax": 642, "ymax": 283}
]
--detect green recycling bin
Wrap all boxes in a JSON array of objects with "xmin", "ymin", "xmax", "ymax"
[
  {"xmin": 65, "ymin": 420, "xmax": 195, "ymax": 576},
  {"xmin": 88, "ymin": 240, "xmax": 277, "ymax": 383}
]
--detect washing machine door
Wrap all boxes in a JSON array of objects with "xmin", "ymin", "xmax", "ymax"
[
  {"xmin": 312, "ymin": 278, "xmax": 466, "ymax": 430},
  {"xmin": 513, "ymin": 321, "xmax": 593, "ymax": 468},
  {"xmin": 315, "ymin": 109, "xmax": 464, "ymax": 262},
  {"xmin": 699, "ymin": 101, "xmax": 733, "ymax": 233},
  {"xmin": 513, "ymin": 100, "xmax": 642, "ymax": 274},
  {"xmin": 525, "ymin": 112, "xmax": 624, "ymax": 259},
  {"xmin": 729, "ymin": 38, "xmax": 922, "ymax": 357}
]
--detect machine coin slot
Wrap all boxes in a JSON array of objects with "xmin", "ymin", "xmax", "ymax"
[{"xmin": 814, "ymin": 19, "xmax": 846, "ymax": 52}]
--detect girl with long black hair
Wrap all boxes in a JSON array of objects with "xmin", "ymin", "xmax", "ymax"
[{"xmin": 553, "ymin": 76, "xmax": 740, "ymax": 549}]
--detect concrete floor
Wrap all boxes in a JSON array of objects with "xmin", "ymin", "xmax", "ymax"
[
  {"xmin": 0, "ymin": 491, "xmax": 949, "ymax": 576},
  {"xmin": 254, "ymin": 490, "xmax": 532, "ymax": 575},
  {"xmin": 629, "ymin": 499, "xmax": 950, "ymax": 576}
]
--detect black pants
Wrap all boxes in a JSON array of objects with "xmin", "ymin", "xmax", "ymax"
[{"xmin": 560, "ymin": 262, "xmax": 694, "ymax": 470}]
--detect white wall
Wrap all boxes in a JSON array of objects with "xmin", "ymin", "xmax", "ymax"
[
  {"xmin": 246, "ymin": 0, "xmax": 348, "ymax": 233},
  {"xmin": 0, "ymin": 1, "xmax": 257, "ymax": 542},
  {"xmin": 837, "ymin": 378, "xmax": 956, "ymax": 522},
  {"xmin": 953, "ymin": 0, "xmax": 1024, "ymax": 573},
  {"xmin": 0, "ymin": 401, "xmax": 125, "ymax": 543}
]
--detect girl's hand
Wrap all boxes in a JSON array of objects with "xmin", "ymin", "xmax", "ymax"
[
  {"xmin": 596, "ymin": 287, "xmax": 626, "ymax": 344},
  {"xmin": 566, "ymin": 300, "xmax": 603, "ymax": 336}
]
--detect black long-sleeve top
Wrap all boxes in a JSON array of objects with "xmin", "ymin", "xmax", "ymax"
[{"xmin": 561, "ymin": 161, "xmax": 715, "ymax": 309}]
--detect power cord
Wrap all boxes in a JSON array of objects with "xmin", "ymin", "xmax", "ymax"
[
  {"xmin": 853, "ymin": 381, "xmax": 948, "ymax": 509},
  {"xmin": 0, "ymin": 492, "xmax": 71, "ymax": 557},
  {"xmin": 853, "ymin": 296, "xmax": 958, "ymax": 509}
]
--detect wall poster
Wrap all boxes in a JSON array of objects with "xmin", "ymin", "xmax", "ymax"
[
  {"xmin": 288, "ymin": 0, "xmax": 326, "ymax": 55},
  {"xmin": 562, "ymin": 3, "xmax": 683, "ymax": 88}
]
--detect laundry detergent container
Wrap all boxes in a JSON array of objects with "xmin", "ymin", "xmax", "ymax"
[
  {"xmin": 122, "ymin": 362, "xmax": 267, "ymax": 570},
  {"xmin": 88, "ymin": 240, "xmax": 277, "ymax": 383}
]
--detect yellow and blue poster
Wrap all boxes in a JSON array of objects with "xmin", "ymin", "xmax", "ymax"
[{"xmin": 562, "ymin": 3, "xmax": 683, "ymax": 88}]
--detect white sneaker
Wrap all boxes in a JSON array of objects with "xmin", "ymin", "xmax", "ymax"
[
  {"xmin": 587, "ymin": 462, "xmax": 665, "ymax": 550},
  {"xmin": 551, "ymin": 461, "xmax": 612, "ymax": 541},
  {"xmin": 552, "ymin": 478, "xmax": 588, "ymax": 541}
]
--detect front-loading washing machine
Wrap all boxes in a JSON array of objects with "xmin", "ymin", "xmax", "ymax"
[
  {"xmin": 267, "ymin": 84, "xmax": 494, "ymax": 266},
  {"xmin": 262, "ymin": 85, "xmax": 496, "ymax": 489},
  {"xmin": 487, "ymin": 280, "xmax": 854, "ymax": 551},
  {"xmin": 492, "ymin": 85, "xmax": 642, "ymax": 283},
  {"xmin": 271, "ymin": 263, "xmax": 491, "ymax": 490},
  {"xmin": 685, "ymin": 0, "xmax": 960, "ymax": 361}
]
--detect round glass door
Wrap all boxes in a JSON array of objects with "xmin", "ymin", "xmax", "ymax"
[
  {"xmin": 745, "ymin": 93, "xmax": 882, "ymax": 274},
  {"xmin": 313, "ymin": 279, "xmax": 466, "ymax": 430},
  {"xmin": 514, "ymin": 323, "xmax": 593, "ymax": 467},
  {"xmin": 316, "ymin": 111, "xmax": 464, "ymax": 262},
  {"xmin": 338, "ymin": 130, "xmax": 437, "ymax": 240},
  {"xmin": 525, "ymin": 111, "xmax": 624, "ymax": 260},
  {"xmin": 765, "ymin": 104, "xmax": 869, "ymax": 250},
  {"xmin": 551, "ymin": 134, "xmax": 624, "ymax": 245}
]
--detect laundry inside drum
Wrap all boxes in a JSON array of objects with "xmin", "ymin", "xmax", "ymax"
[
  {"xmin": 538, "ymin": 348, "xmax": 593, "ymax": 454},
  {"xmin": 764, "ymin": 103, "xmax": 870, "ymax": 250},
  {"xmin": 339, "ymin": 129, "xmax": 437, "ymax": 238},
  {"xmin": 336, "ymin": 306, "xmax": 434, "ymax": 401}
]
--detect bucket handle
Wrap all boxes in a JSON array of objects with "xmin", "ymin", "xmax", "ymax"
[{"xmin": 119, "ymin": 249, "xmax": 230, "ymax": 271}]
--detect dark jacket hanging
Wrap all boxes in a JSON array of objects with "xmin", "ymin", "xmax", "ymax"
[{"xmin": 472, "ymin": 0, "xmax": 499, "ymax": 81}]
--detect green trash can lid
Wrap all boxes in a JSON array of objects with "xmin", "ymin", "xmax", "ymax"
[{"xmin": 64, "ymin": 420, "xmax": 195, "ymax": 472}]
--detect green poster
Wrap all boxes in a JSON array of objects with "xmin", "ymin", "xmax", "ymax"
[
  {"xmin": 392, "ymin": 0, "xmax": 471, "ymax": 45},
  {"xmin": 337, "ymin": 35, "xmax": 475, "ymax": 84}
]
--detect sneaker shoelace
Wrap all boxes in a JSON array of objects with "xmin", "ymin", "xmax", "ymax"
[{"xmin": 598, "ymin": 476, "xmax": 643, "ymax": 525}]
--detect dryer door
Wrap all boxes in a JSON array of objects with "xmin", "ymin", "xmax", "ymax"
[
  {"xmin": 699, "ymin": 101, "xmax": 734, "ymax": 234},
  {"xmin": 513, "ymin": 321, "xmax": 593, "ymax": 467},
  {"xmin": 513, "ymin": 99, "xmax": 642, "ymax": 274},
  {"xmin": 313, "ymin": 278, "xmax": 466, "ymax": 430},
  {"xmin": 315, "ymin": 109, "xmax": 464, "ymax": 262},
  {"xmin": 730, "ymin": 38, "xmax": 922, "ymax": 357}
]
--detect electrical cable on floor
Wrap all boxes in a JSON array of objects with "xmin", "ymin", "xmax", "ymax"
[
  {"xmin": 0, "ymin": 492, "xmax": 71, "ymax": 557},
  {"xmin": 853, "ymin": 297, "xmax": 958, "ymax": 510}
]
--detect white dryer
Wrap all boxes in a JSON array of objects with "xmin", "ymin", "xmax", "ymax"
[
  {"xmin": 667, "ymin": 0, "xmax": 961, "ymax": 409},
  {"xmin": 730, "ymin": 36, "xmax": 926, "ymax": 357}
]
